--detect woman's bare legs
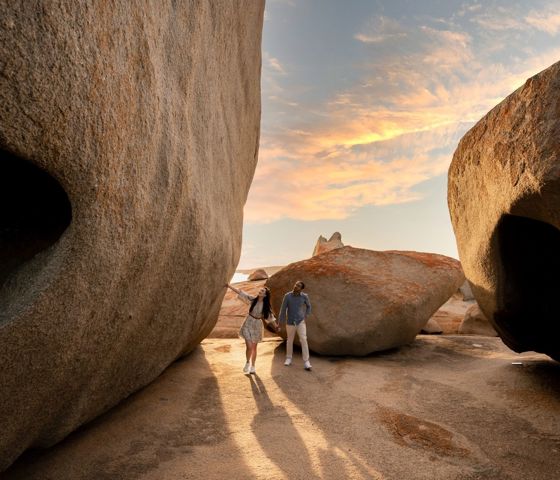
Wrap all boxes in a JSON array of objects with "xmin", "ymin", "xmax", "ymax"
[
  {"xmin": 244, "ymin": 339, "xmax": 253, "ymax": 363},
  {"xmin": 250, "ymin": 343, "xmax": 258, "ymax": 366}
]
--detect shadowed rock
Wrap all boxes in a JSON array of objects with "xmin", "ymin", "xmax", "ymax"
[
  {"xmin": 458, "ymin": 280, "xmax": 475, "ymax": 301},
  {"xmin": 0, "ymin": 0, "xmax": 264, "ymax": 470},
  {"xmin": 459, "ymin": 304, "xmax": 498, "ymax": 337},
  {"xmin": 266, "ymin": 246, "xmax": 464, "ymax": 355},
  {"xmin": 421, "ymin": 318, "xmax": 443, "ymax": 334},
  {"xmin": 448, "ymin": 60, "xmax": 560, "ymax": 359}
]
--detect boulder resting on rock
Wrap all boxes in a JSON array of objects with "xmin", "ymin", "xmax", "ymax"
[
  {"xmin": 448, "ymin": 60, "xmax": 560, "ymax": 359},
  {"xmin": 266, "ymin": 246, "xmax": 464, "ymax": 355}
]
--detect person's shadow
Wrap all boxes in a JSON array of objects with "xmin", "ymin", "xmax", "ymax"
[{"xmin": 247, "ymin": 374, "xmax": 320, "ymax": 479}]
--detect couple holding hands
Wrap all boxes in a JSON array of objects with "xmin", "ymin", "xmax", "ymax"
[{"xmin": 225, "ymin": 280, "xmax": 312, "ymax": 374}]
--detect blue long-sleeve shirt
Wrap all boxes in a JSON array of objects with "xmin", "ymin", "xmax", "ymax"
[{"xmin": 278, "ymin": 292, "xmax": 311, "ymax": 325}]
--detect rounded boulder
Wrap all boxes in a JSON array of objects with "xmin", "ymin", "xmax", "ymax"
[{"xmin": 266, "ymin": 246, "xmax": 464, "ymax": 355}]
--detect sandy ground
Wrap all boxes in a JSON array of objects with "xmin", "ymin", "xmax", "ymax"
[{"xmin": 5, "ymin": 336, "xmax": 560, "ymax": 480}]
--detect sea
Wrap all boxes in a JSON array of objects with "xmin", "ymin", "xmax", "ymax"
[{"xmin": 230, "ymin": 272, "xmax": 249, "ymax": 283}]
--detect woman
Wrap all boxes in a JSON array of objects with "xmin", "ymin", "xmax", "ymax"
[{"xmin": 226, "ymin": 283, "xmax": 280, "ymax": 374}]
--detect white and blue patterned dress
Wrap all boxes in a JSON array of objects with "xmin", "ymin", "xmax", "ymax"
[{"xmin": 238, "ymin": 291, "xmax": 276, "ymax": 343}]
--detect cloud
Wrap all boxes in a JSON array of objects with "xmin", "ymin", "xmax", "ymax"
[
  {"xmin": 354, "ymin": 16, "xmax": 407, "ymax": 43},
  {"xmin": 247, "ymin": 3, "xmax": 560, "ymax": 224},
  {"xmin": 526, "ymin": 8, "xmax": 560, "ymax": 35},
  {"xmin": 459, "ymin": 1, "xmax": 560, "ymax": 35},
  {"xmin": 245, "ymin": 124, "xmax": 469, "ymax": 223},
  {"xmin": 265, "ymin": 53, "xmax": 287, "ymax": 75},
  {"xmin": 471, "ymin": 11, "xmax": 526, "ymax": 31}
]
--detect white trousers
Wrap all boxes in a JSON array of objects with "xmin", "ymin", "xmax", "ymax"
[{"xmin": 286, "ymin": 321, "xmax": 310, "ymax": 362}]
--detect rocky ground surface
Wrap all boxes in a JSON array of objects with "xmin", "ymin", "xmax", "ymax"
[{"xmin": 5, "ymin": 336, "xmax": 560, "ymax": 480}]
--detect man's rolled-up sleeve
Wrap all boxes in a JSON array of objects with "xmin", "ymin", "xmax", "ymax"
[
  {"xmin": 279, "ymin": 294, "xmax": 289, "ymax": 324},
  {"xmin": 304, "ymin": 295, "xmax": 311, "ymax": 316}
]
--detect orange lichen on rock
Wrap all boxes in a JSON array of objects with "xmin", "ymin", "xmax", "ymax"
[{"xmin": 266, "ymin": 246, "xmax": 464, "ymax": 355}]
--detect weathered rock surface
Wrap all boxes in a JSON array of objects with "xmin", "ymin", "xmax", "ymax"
[
  {"xmin": 248, "ymin": 268, "xmax": 268, "ymax": 281},
  {"xmin": 3, "ymin": 337, "xmax": 559, "ymax": 480},
  {"xmin": 312, "ymin": 232, "xmax": 344, "ymax": 256},
  {"xmin": 266, "ymin": 246, "xmax": 464, "ymax": 355},
  {"xmin": 448, "ymin": 61, "xmax": 560, "ymax": 359},
  {"xmin": 421, "ymin": 318, "xmax": 443, "ymax": 334},
  {"xmin": 0, "ymin": 1, "xmax": 264, "ymax": 470},
  {"xmin": 458, "ymin": 280, "xmax": 475, "ymax": 301},
  {"xmin": 459, "ymin": 304, "xmax": 498, "ymax": 337},
  {"xmin": 429, "ymin": 294, "xmax": 475, "ymax": 334}
]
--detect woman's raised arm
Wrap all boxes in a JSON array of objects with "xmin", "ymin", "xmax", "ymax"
[{"xmin": 225, "ymin": 283, "xmax": 241, "ymax": 294}]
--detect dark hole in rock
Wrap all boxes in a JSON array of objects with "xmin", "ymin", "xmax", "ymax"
[
  {"xmin": 0, "ymin": 149, "xmax": 72, "ymax": 287},
  {"xmin": 496, "ymin": 214, "xmax": 560, "ymax": 355}
]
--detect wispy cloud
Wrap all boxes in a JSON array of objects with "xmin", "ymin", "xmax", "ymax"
[
  {"xmin": 471, "ymin": 10, "xmax": 526, "ymax": 31},
  {"xmin": 459, "ymin": 1, "xmax": 560, "ymax": 35},
  {"xmin": 526, "ymin": 7, "xmax": 560, "ymax": 34},
  {"xmin": 354, "ymin": 16, "xmax": 407, "ymax": 43},
  {"xmin": 248, "ymin": 2, "xmax": 560, "ymax": 224},
  {"xmin": 264, "ymin": 52, "xmax": 287, "ymax": 75},
  {"xmin": 246, "ymin": 124, "xmax": 468, "ymax": 223}
]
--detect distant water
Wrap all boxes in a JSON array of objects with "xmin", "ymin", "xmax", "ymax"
[{"xmin": 231, "ymin": 272, "xmax": 249, "ymax": 283}]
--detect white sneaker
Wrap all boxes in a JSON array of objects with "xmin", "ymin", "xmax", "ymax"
[
  {"xmin": 284, "ymin": 357, "xmax": 292, "ymax": 366},
  {"xmin": 250, "ymin": 366, "xmax": 256, "ymax": 374},
  {"xmin": 304, "ymin": 361, "xmax": 312, "ymax": 371},
  {"xmin": 243, "ymin": 362, "xmax": 251, "ymax": 374}
]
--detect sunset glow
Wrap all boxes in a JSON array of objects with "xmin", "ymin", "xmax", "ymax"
[{"xmin": 239, "ymin": 0, "xmax": 560, "ymax": 269}]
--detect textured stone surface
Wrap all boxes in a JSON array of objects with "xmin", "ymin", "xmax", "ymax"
[
  {"xmin": 266, "ymin": 246, "xmax": 464, "ymax": 355},
  {"xmin": 248, "ymin": 268, "xmax": 268, "ymax": 281},
  {"xmin": 4, "ymin": 337, "xmax": 560, "ymax": 480},
  {"xmin": 0, "ymin": 0, "xmax": 264, "ymax": 470},
  {"xmin": 421, "ymin": 318, "xmax": 443, "ymax": 334},
  {"xmin": 429, "ymin": 294, "xmax": 475, "ymax": 334},
  {"xmin": 459, "ymin": 304, "xmax": 498, "ymax": 337},
  {"xmin": 458, "ymin": 280, "xmax": 475, "ymax": 301},
  {"xmin": 312, "ymin": 232, "xmax": 344, "ymax": 256},
  {"xmin": 448, "ymin": 61, "xmax": 560, "ymax": 359}
]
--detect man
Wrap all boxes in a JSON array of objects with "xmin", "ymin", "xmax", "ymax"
[{"xmin": 278, "ymin": 280, "xmax": 312, "ymax": 370}]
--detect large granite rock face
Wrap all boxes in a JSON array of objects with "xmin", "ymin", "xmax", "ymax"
[
  {"xmin": 266, "ymin": 246, "xmax": 464, "ymax": 355},
  {"xmin": 0, "ymin": 1, "xmax": 264, "ymax": 470},
  {"xmin": 448, "ymin": 61, "xmax": 560, "ymax": 359}
]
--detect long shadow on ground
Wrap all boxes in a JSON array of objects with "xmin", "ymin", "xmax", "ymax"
[
  {"xmin": 3, "ymin": 347, "xmax": 255, "ymax": 480},
  {"xmin": 269, "ymin": 336, "xmax": 560, "ymax": 480}
]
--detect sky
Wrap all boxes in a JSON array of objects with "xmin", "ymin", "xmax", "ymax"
[{"xmin": 238, "ymin": 0, "xmax": 560, "ymax": 269}]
